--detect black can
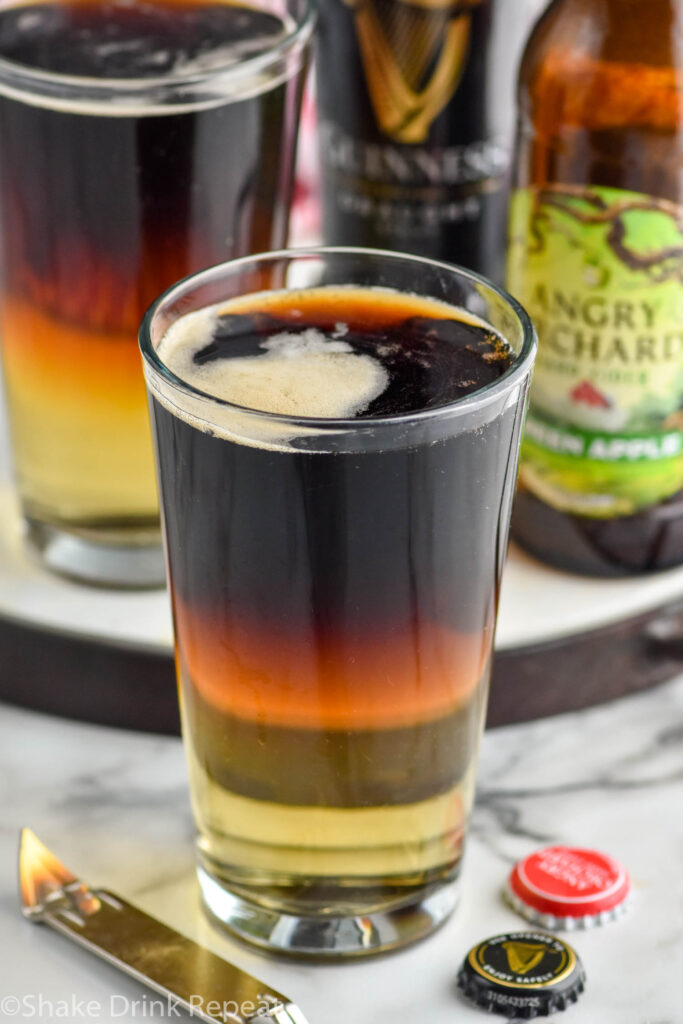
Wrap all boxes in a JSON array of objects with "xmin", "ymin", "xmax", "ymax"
[{"xmin": 315, "ymin": 0, "xmax": 518, "ymax": 280}]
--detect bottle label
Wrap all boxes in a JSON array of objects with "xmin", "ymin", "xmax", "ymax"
[{"xmin": 508, "ymin": 184, "xmax": 683, "ymax": 518}]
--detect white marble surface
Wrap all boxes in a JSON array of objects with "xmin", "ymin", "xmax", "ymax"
[{"xmin": 1, "ymin": 676, "xmax": 682, "ymax": 1023}]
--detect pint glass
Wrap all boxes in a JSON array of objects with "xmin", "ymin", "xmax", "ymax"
[
  {"xmin": 141, "ymin": 248, "xmax": 536, "ymax": 956},
  {"xmin": 0, "ymin": 0, "xmax": 313, "ymax": 584}
]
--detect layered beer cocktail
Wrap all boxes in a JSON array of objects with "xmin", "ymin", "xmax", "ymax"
[
  {"xmin": 141, "ymin": 248, "xmax": 536, "ymax": 956},
  {"xmin": 0, "ymin": 0, "xmax": 312, "ymax": 584}
]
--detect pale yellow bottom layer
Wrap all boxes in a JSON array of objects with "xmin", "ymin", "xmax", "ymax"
[
  {"xmin": 2, "ymin": 300, "xmax": 158, "ymax": 526},
  {"xmin": 185, "ymin": 736, "xmax": 478, "ymax": 885}
]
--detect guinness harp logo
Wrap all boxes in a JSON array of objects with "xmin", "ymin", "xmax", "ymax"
[
  {"xmin": 501, "ymin": 941, "xmax": 549, "ymax": 976},
  {"xmin": 344, "ymin": 0, "xmax": 483, "ymax": 143}
]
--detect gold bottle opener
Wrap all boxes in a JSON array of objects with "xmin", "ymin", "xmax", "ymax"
[{"xmin": 19, "ymin": 829, "xmax": 309, "ymax": 1024}]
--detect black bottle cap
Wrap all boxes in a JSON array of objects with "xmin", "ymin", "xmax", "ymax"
[{"xmin": 457, "ymin": 930, "xmax": 586, "ymax": 1019}]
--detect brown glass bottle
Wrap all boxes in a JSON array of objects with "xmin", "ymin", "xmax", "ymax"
[{"xmin": 507, "ymin": 0, "xmax": 683, "ymax": 576}]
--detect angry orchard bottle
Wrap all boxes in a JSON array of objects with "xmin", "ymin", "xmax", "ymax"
[{"xmin": 507, "ymin": 0, "xmax": 683, "ymax": 575}]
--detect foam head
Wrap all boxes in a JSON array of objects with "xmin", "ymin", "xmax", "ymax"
[{"xmin": 158, "ymin": 309, "xmax": 389, "ymax": 419}]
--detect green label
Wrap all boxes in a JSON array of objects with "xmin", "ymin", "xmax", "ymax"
[{"xmin": 508, "ymin": 184, "xmax": 683, "ymax": 518}]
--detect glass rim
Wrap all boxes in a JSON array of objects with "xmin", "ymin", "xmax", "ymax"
[
  {"xmin": 0, "ymin": 0, "xmax": 315, "ymax": 99},
  {"xmin": 139, "ymin": 245, "xmax": 537, "ymax": 433}
]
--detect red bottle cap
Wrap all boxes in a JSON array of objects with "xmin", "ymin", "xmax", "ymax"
[{"xmin": 506, "ymin": 846, "xmax": 630, "ymax": 930}]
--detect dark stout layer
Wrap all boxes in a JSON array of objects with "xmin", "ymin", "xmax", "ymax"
[{"xmin": 153, "ymin": 288, "xmax": 516, "ymax": 809}]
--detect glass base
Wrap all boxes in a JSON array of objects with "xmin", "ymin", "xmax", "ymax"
[
  {"xmin": 197, "ymin": 865, "xmax": 459, "ymax": 959},
  {"xmin": 25, "ymin": 517, "xmax": 165, "ymax": 588}
]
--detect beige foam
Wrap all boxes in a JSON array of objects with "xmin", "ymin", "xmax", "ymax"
[{"xmin": 158, "ymin": 310, "xmax": 388, "ymax": 419}]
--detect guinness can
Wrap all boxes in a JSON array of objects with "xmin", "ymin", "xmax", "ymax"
[{"xmin": 315, "ymin": 0, "xmax": 519, "ymax": 280}]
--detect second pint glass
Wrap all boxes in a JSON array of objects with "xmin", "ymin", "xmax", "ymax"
[{"xmin": 0, "ymin": 0, "xmax": 313, "ymax": 584}]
